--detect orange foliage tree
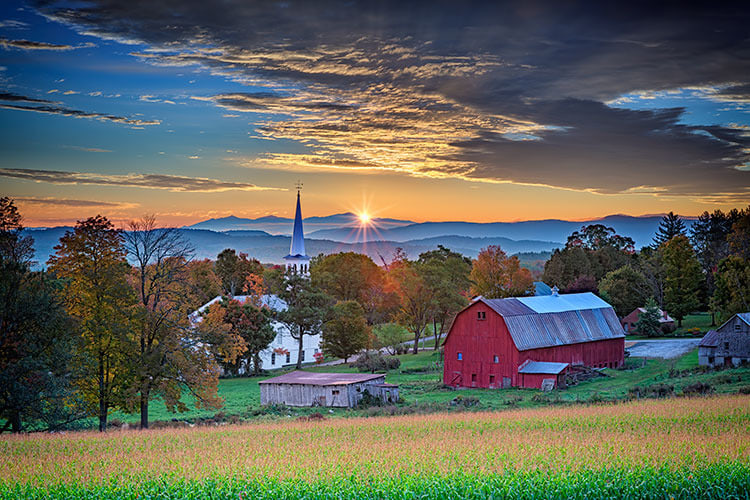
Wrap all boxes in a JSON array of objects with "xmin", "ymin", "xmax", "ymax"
[{"xmin": 470, "ymin": 245, "xmax": 534, "ymax": 299}]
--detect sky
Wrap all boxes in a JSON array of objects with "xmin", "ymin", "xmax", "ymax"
[{"xmin": 1, "ymin": 1, "xmax": 748, "ymax": 227}]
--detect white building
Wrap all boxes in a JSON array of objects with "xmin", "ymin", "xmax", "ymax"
[{"xmin": 189, "ymin": 189, "xmax": 321, "ymax": 372}]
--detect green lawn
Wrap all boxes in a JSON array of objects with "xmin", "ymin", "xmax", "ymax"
[
  {"xmin": 107, "ymin": 344, "xmax": 750, "ymax": 428},
  {"xmin": 626, "ymin": 312, "xmax": 714, "ymax": 339}
]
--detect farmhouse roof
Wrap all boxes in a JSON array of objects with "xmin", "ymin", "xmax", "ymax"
[
  {"xmin": 628, "ymin": 307, "xmax": 674, "ymax": 323},
  {"xmin": 699, "ymin": 330, "xmax": 719, "ymax": 348},
  {"xmin": 452, "ymin": 292, "xmax": 625, "ymax": 351},
  {"xmin": 518, "ymin": 360, "xmax": 569, "ymax": 375},
  {"xmin": 259, "ymin": 371, "xmax": 385, "ymax": 386},
  {"xmin": 189, "ymin": 294, "xmax": 287, "ymax": 323}
]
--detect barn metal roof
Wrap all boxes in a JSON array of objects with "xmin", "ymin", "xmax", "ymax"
[
  {"xmin": 699, "ymin": 330, "xmax": 719, "ymax": 347},
  {"xmin": 474, "ymin": 292, "xmax": 625, "ymax": 351},
  {"xmin": 518, "ymin": 361, "xmax": 569, "ymax": 375},
  {"xmin": 259, "ymin": 371, "xmax": 385, "ymax": 386}
]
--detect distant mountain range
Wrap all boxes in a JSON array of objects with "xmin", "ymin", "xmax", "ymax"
[{"xmin": 25, "ymin": 213, "xmax": 689, "ymax": 268}]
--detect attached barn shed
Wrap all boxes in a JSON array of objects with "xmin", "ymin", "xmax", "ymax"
[
  {"xmin": 443, "ymin": 291, "xmax": 625, "ymax": 389},
  {"xmin": 699, "ymin": 313, "xmax": 750, "ymax": 367},
  {"xmin": 259, "ymin": 371, "xmax": 399, "ymax": 407}
]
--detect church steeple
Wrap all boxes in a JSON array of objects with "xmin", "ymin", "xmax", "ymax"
[{"xmin": 284, "ymin": 183, "xmax": 310, "ymax": 274}]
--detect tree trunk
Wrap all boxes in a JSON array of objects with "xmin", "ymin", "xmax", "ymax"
[
  {"xmin": 295, "ymin": 328, "xmax": 304, "ymax": 369},
  {"xmin": 140, "ymin": 390, "xmax": 149, "ymax": 430},
  {"xmin": 253, "ymin": 352, "xmax": 262, "ymax": 376},
  {"xmin": 98, "ymin": 353, "xmax": 107, "ymax": 432},
  {"xmin": 711, "ymin": 312, "xmax": 716, "ymax": 326},
  {"xmin": 412, "ymin": 331, "xmax": 420, "ymax": 354},
  {"xmin": 678, "ymin": 317, "xmax": 683, "ymax": 328},
  {"xmin": 10, "ymin": 411, "xmax": 21, "ymax": 433}
]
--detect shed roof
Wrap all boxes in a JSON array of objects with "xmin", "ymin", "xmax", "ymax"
[
  {"xmin": 259, "ymin": 371, "xmax": 385, "ymax": 386},
  {"xmin": 518, "ymin": 361, "xmax": 569, "ymax": 375},
  {"xmin": 699, "ymin": 330, "xmax": 720, "ymax": 347},
  {"xmin": 473, "ymin": 293, "xmax": 625, "ymax": 351}
]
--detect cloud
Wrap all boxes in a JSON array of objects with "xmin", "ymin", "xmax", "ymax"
[
  {"xmin": 63, "ymin": 145, "xmax": 113, "ymax": 153},
  {"xmin": 0, "ymin": 91, "xmax": 55, "ymax": 104},
  {"xmin": 0, "ymin": 167, "xmax": 280, "ymax": 192},
  {"xmin": 0, "ymin": 20, "xmax": 29, "ymax": 29},
  {"xmin": 14, "ymin": 197, "xmax": 135, "ymax": 208},
  {"xmin": 32, "ymin": 1, "xmax": 750, "ymax": 199},
  {"xmin": 0, "ymin": 101, "xmax": 161, "ymax": 126},
  {"xmin": 0, "ymin": 38, "xmax": 74, "ymax": 50}
]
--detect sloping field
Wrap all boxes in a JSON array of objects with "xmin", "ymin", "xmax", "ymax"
[{"xmin": 2, "ymin": 395, "xmax": 749, "ymax": 499}]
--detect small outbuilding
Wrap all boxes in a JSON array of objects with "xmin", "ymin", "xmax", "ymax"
[
  {"xmin": 621, "ymin": 307, "xmax": 675, "ymax": 335},
  {"xmin": 259, "ymin": 371, "xmax": 399, "ymax": 407},
  {"xmin": 699, "ymin": 313, "xmax": 750, "ymax": 367},
  {"xmin": 518, "ymin": 360, "xmax": 569, "ymax": 390}
]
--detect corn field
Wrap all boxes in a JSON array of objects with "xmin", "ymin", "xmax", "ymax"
[{"xmin": 2, "ymin": 395, "xmax": 749, "ymax": 499}]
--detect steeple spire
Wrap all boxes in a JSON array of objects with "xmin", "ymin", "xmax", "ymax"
[{"xmin": 284, "ymin": 182, "xmax": 310, "ymax": 274}]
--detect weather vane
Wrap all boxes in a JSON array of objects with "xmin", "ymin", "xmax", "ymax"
[{"xmin": 295, "ymin": 180, "xmax": 303, "ymax": 193}]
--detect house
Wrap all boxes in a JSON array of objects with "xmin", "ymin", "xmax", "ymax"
[
  {"xmin": 189, "ymin": 188, "xmax": 320, "ymax": 372},
  {"xmin": 621, "ymin": 307, "xmax": 675, "ymax": 335},
  {"xmin": 259, "ymin": 371, "xmax": 399, "ymax": 407},
  {"xmin": 189, "ymin": 294, "xmax": 322, "ymax": 372},
  {"xmin": 443, "ymin": 289, "xmax": 625, "ymax": 389},
  {"xmin": 698, "ymin": 313, "xmax": 750, "ymax": 367}
]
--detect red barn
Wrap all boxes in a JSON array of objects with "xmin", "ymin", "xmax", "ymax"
[{"xmin": 443, "ymin": 292, "xmax": 625, "ymax": 389}]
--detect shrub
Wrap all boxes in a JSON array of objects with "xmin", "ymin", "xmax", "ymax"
[
  {"xmin": 628, "ymin": 384, "xmax": 674, "ymax": 399},
  {"xmin": 682, "ymin": 382, "xmax": 714, "ymax": 396},
  {"xmin": 351, "ymin": 351, "xmax": 400, "ymax": 373}
]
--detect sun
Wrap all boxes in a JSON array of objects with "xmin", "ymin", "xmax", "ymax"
[{"xmin": 358, "ymin": 212, "xmax": 371, "ymax": 225}]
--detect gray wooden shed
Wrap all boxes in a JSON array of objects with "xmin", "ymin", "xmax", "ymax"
[
  {"xmin": 699, "ymin": 313, "xmax": 750, "ymax": 367},
  {"xmin": 259, "ymin": 371, "xmax": 399, "ymax": 407}
]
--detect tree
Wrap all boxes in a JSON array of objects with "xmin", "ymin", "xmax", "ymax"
[
  {"xmin": 598, "ymin": 265, "xmax": 651, "ymax": 317},
  {"xmin": 652, "ymin": 212, "xmax": 687, "ymax": 247},
  {"xmin": 470, "ymin": 245, "xmax": 533, "ymax": 299},
  {"xmin": 728, "ymin": 206, "xmax": 750, "ymax": 260},
  {"xmin": 661, "ymin": 235, "xmax": 702, "ymax": 327},
  {"xmin": 124, "ymin": 215, "xmax": 228, "ymax": 430},
  {"xmin": 0, "ymin": 199, "xmax": 82, "ymax": 433},
  {"xmin": 386, "ymin": 253, "xmax": 433, "ymax": 354},
  {"xmin": 215, "ymin": 249, "xmax": 263, "ymax": 296},
  {"xmin": 373, "ymin": 323, "xmax": 406, "ymax": 355},
  {"xmin": 310, "ymin": 252, "xmax": 389, "ymax": 324},
  {"xmin": 47, "ymin": 215, "xmax": 135, "ymax": 432},
  {"xmin": 321, "ymin": 300, "xmax": 370, "ymax": 363},
  {"xmin": 185, "ymin": 259, "xmax": 222, "ymax": 309},
  {"xmin": 566, "ymin": 224, "xmax": 635, "ymax": 253},
  {"xmin": 417, "ymin": 245, "xmax": 471, "ymax": 347},
  {"xmin": 276, "ymin": 270, "xmax": 333, "ymax": 369},
  {"xmin": 637, "ymin": 246, "xmax": 667, "ymax": 308},
  {"xmin": 712, "ymin": 256, "xmax": 750, "ymax": 323},
  {"xmin": 634, "ymin": 297, "xmax": 662, "ymax": 337},
  {"xmin": 562, "ymin": 274, "xmax": 598, "ymax": 293},
  {"xmin": 543, "ymin": 246, "xmax": 594, "ymax": 290}
]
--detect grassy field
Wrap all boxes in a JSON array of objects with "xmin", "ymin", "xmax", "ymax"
[
  {"xmin": 626, "ymin": 312, "xmax": 714, "ymax": 339},
  {"xmin": 101, "ymin": 344, "xmax": 750, "ymax": 428},
  {"xmin": 2, "ymin": 396, "xmax": 748, "ymax": 499}
]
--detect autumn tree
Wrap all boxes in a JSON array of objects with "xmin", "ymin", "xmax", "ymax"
[
  {"xmin": 598, "ymin": 265, "xmax": 651, "ymax": 317},
  {"xmin": 321, "ymin": 300, "xmax": 370, "ymax": 363},
  {"xmin": 48, "ymin": 215, "xmax": 135, "ymax": 432},
  {"xmin": 661, "ymin": 235, "xmax": 702, "ymax": 327},
  {"xmin": 652, "ymin": 212, "xmax": 687, "ymax": 247},
  {"xmin": 712, "ymin": 256, "xmax": 750, "ymax": 323},
  {"xmin": 470, "ymin": 245, "xmax": 533, "ymax": 299},
  {"xmin": 219, "ymin": 273, "xmax": 276, "ymax": 375},
  {"xmin": 417, "ymin": 245, "xmax": 471, "ymax": 346},
  {"xmin": 0, "ymin": 198, "xmax": 81, "ymax": 432},
  {"xmin": 185, "ymin": 259, "xmax": 222, "ymax": 309},
  {"xmin": 276, "ymin": 270, "xmax": 333, "ymax": 368},
  {"xmin": 387, "ymin": 251, "xmax": 433, "ymax": 354},
  {"xmin": 215, "ymin": 248, "xmax": 263, "ymax": 296},
  {"xmin": 728, "ymin": 206, "xmax": 750, "ymax": 260},
  {"xmin": 634, "ymin": 297, "xmax": 662, "ymax": 338}
]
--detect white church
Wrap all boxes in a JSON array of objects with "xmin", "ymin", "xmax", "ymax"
[{"xmin": 189, "ymin": 189, "xmax": 321, "ymax": 372}]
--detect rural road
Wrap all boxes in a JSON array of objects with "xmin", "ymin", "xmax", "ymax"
[{"xmin": 625, "ymin": 339, "xmax": 701, "ymax": 359}]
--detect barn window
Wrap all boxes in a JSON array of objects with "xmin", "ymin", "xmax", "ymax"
[
  {"xmin": 301, "ymin": 350, "xmax": 306, "ymax": 361},
  {"xmin": 471, "ymin": 373, "xmax": 477, "ymax": 383},
  {"xmin": 477, "ymin": 311, "xmax": 486, "ymax": 320},
  {"xmin": 724, "ymin": 342, "xmax": 729, "ymax": 350},
  {"xmin": 271, "ymin": 353, "xmax": 276, "ymax": 365},
  {"xmin": 285, "ymin": 352, "xmax": 290, "ymax": 364},
  {"xmin": 489, "ymin": 375, "xmax": 495, "ymax": 385},
  {"xmin": 332, "ymin": 390, "xmax": 339, "ymax": 395},
  {"xmin": 735, "ymin": 324, "xmax": 741, "ymax": 331},
  {"xmin": 493, "ymin": 355, "xmax": 499, "ymax": 363},
  {"xmin": 457, "ymin": 352, "xmax": 463, "ymax": 361}
]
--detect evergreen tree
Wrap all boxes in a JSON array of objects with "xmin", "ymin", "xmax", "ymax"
[
  {"xmin": 653, "ymin": 212, "xmax": 686, "ymax": 247},
  {"xmin": 661, "ymin": 235, "xmax": 702, "ymax": 328},
  {"xmin": 634, "ymin": 297, "xmax": 662, "ymax": 337}
]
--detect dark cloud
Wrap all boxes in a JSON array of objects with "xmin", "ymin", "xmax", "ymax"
[
  {"xmin": 0, "ymin": 91, "xmax": 55, "ymax": 104},
  {"xmin": 0, "ymin": 102, "xmax": 160, "ymax": 126},
  {"xmin": 33, "ymin": 1, "xmax": 750, "ymax": 198},
  {"xmin": 0, "ymin": 168, "xmax": 277, "ymax": 192},
  {"xmin": 15, "ymin": 197, "xmax": 130, "ymax": 207},
  {"xmin": 0, "ymin": 38, "xmax": 74, "ymax": 50}
]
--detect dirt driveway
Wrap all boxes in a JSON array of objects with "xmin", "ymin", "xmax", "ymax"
[{"xmin": 625, "ymin": 339, "xmax": 700, "ymax": 359}]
